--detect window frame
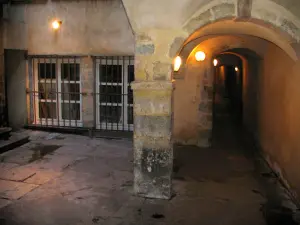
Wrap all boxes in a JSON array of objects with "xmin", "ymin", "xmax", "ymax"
[
  {"xmin": 95, "ymin": 58, "xmax": 133, "ymax": 131},
  {"xmin": 33, "ymin": 58, "xmax": 83, "ymax": 127}
]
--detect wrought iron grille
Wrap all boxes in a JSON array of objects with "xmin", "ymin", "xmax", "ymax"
[
  {"xmin": 93, "ymin": 56, "xmax": 134, "ymax": 131},
  {"xmin": 27, "ymin": 55, "xmax": 134, "ymax": 133},
  {"xmin": 27, "ymin": 55, "xmax": 83, "ymax": 128}
]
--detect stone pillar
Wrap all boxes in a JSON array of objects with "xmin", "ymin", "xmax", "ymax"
[
  {"xmin": 131, "ymin": 29, "xmax": 183, "ymax": 199},
  {"xmin": 81, "ymin": 56, "xmax": 94, "ymax": 129}
]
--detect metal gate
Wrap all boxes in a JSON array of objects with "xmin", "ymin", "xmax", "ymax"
[{"xmin": 27, "ymin": 55, "xmax": 134, "ymax": 135}]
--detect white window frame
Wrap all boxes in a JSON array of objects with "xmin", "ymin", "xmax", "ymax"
[
  {"xmin": 33, "ymin": 58, "xmax": 83, "ymax": 127},
  {"xmin": 96, "ymin": 58, "xmax": 133, "ymax": 131}
]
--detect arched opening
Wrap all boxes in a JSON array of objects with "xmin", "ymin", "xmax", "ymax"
[{"xmin": 173, "ymin": 19, "xmax": 300, "ymax": 208}]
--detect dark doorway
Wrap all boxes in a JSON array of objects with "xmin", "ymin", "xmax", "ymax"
[{"xmin": 4, "ymin": 49, "xmax": 27, "ymax": 130}]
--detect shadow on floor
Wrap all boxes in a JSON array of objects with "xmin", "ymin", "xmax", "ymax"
[{"xmin": 173, "ymin": 115, "xmax": 299, "ymax": 225}]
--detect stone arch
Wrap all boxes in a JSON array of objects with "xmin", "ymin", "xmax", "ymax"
[
  {"xmin": 170, "ymin": 0, "xmax": 300, "ymax": 62},
  {"xmin": 182, "ymin": 0, "xmax": 300, "ymax": 42},
  {"xmin": 173, "ymin": 34, "xmax": 276, "ymax": 147}
]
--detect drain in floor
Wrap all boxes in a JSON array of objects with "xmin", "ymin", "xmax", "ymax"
[{"xmin": 152, "ymin": 213, "xmax": 165, "ymax": 219}]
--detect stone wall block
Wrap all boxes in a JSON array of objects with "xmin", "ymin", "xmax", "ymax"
[
  {"xmin": 134, "ymin": 115, "xmax": 171, "ymax": 137},
  {"xmin": 237, "ymin": 0, "xmax": 252, "ymax": 18},
  {"xmin": 183, "ymin": 10, "xmax": 212, "ymax": 34},
  {"xmin": 134, "ymin": 148, "xmax": 172, "ymax": 199},
  {"xmin": 153, "ymin": 61, "xmax": 171, "ymax": 81},
  {"xmin": 211, "ymin": 3, "xmax": 235, "ymax": 20}
]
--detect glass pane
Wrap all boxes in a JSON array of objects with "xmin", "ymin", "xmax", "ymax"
[
  {"xmin": 38, "ymin": 83, "xmax": 56, "ymax": 100},
  {"xmin": 127, "ymin": 86, "xmax": 133, "ymax": 104},
  {"xmin": 100, "ymin": 65, "xmax": 122, "ymax": 83},
  {"xmin": 61, "ymin": 83, "xmax": 80, "ymax": 101},
  {"xmin": 127, "ymin": 106, "xmax": 133, "ymax": 125},
  {"xmin": 100, "ymin": 106, "xmax": 121, "ymax": 123},
  {"xmin": 100, "ymin": 85, "xmax": 122, "ymax": 103},
  {"xmin": 62, "ymin": 103, "xmax": 80, "ymax": 120},
  {"xmin": 128, "ymin": 65, "xmax": 134, "ymax": 83},
  {"xmin": 39, "ymin": 102, "xmax": 57, "ymax": 119},
  {"xmin": 38, "ymin": 63, "xmax": 56, "ymax": 79},
  {"xmin": 61, "ymin": 63, "xmax": 80, "ymax": 81}
]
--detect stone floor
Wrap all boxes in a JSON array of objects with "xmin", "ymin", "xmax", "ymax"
[{"xmin": 0, "ymin": 120, "xmax": 298, "ymax": 225}]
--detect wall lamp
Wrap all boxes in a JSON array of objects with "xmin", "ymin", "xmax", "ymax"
[
  {"xmin": 213, "ymin": 59, "xmax": 218, "ymax": 66},
  {"xmin": 195, "ymin": 51, "xmax": 206, "ymax": 61},
  {"xmin": 174, "ymin": 56, "xmax": 182, "ymax": 72},
  {"xmin": 52, "ymin": 20, "xmax": 62, "ymax": 30}
]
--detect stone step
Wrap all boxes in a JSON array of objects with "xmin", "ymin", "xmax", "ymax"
[
  {"xmin": 0, "ymin": 132, "xmax": 29, "ymax": 154},
  {"xmin": 0, "ymin": 127, "xmax": 12, "ymax": 140}
]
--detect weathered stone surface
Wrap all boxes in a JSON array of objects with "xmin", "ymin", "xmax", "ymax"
[
  {"xmin": 290, "ymin": 42, "xmax": 300, "ymax": 59},
  {"xmin": 153, "ymin": 61, "xmax": 171, "ymax": 80},
  {"xmin": 131, "ymin": 80, "xmax": 174, "ymax": 91},
  {"xmin": 0, "ymin": 147, "xmax": 33, "ymax": 165},
  {"xmin": 237, "ymin": 0, "xmax": 252, "ymax": 18},
  {"xmin": 198, "ymin": 113, "xmax": 213, "ymax": 128},
  {"xmin": 135, "ymin": 44, "xmax": 155, "ymax": 55},
  {"xmin": 134, "ymin": 148, "xmax": 172, "ymax": 199},
  {"xmin": 0, "ymin": 198, "xmax": 12, "ymax": 209},
  {"xmin": 0, "ymin": 180, "xmax": 38, "ymax": 200},
  {"xmin": 0, "ymin": 162, "xmax": 19, "ymax": 170},
  {"xmin": 268, "ymin": 0, "xmax": 300, "ymax": 20},
  {"xmin": 198, "ymin": 101, "xmax": 213, "ymax": 113},
  {"xmin": 23, "ymin": 169, "xmax": 62, "ymax": 185},
  {"xmin": 211, "ymin": 3, "xmax": 235, "ymax": 20},
  {"xmin": 197, "ymin": 129, "xmax": 212, "ymax": 147},
  {"xmin": 0, "ymin": 166, "xmax": 36, "ymax": 182},
  {"xmin": 136, "ymin": 33, "xmax": 152, "ymax": 42},
  {"xmin": 135, "ymin": 115, "xmax": 171, "ymax": 137},
  {"xmin": 183, "ymin": 9, "xmax": 212, "ymax": 34},
  {"xmin": 169, "ymin": 37, "xmax": 185, "ymax": 57},
  {"xmin": 280, "ymin": 19, "xmax": 300, "ymax": 40},
  {"xmin": 134, "ymin": 136, "xmax": 172, "ymax": 155},
  {"xmin": 252, "ymin": 8, "xmax": 277, "ymax": 24}
]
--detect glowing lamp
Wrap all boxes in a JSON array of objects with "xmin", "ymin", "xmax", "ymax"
[
  {"xmin": 52, "ymin": 20, "xmax": 62, "ymax": 30},
  {"xmin": 174, "ymin": 56, "xmax": 182, "ymax": 72},
  {"xmin": 195, "ymin": 51, "xmax": 206, "ymax": 61},
  {"xmin": 235, "ymin": 66, "xmax": 239, "ymax": 72},
  {"xmin": 213, "ymin": 59, "xmax": 218, "ymax": 67}
]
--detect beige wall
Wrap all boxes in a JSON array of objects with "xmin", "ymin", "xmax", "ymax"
[
  {"xmin": 173, "ymin": 64, "xmax": 202, "ymax": 145},
  {"xmin": 3, "ymin": 0, "xmax": 134, "ymax": 55},
  {"xmin": 254, "ymin": 44, "xmax": 300, "ymax": 196}
]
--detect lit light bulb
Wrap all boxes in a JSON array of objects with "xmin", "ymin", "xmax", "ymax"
[
  {"xmin": 213, "ymin": 59, "xmax": 218, "ymax": 66},
  {"xmin": 195, "ymin": 51, "xmax": 206, "ymax": 61},
  {"xmin": 235, "ymin": 66, "xmax": 239, "ymax": 72},
  {"xmin": 52, "ymin": 20, "xmax": 61, "ymax": 30},
  {"xmin": 174, "ymin": 56, "xmax": 182, "ymax": 72}
]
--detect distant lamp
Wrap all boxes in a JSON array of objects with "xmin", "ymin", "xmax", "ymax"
[
  {"xmin": 213, "ymin": 59, "xmax": 218, "ymax": 67},
  {"xmin": 195, "ymin": 51, "xmax": 206, "ymax": 61},
  {"xmin": 52, "ymin": 20, "xmax": 62, "ymax": 30},
  {"xmin": 235, "ymin": 66, "xmax": 239, "ymax": 72},
  {"xmin": 174, "ymin": 56, "xmax": 182, "ymax": 72}
]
